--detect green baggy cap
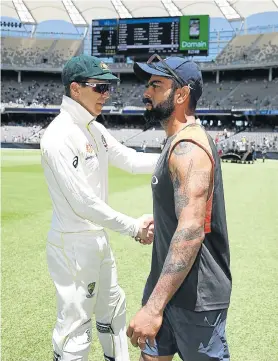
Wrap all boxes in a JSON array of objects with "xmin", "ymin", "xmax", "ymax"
[{"xmin": 62, "ymin": 55, "xmax": 119, "ymax": 85}]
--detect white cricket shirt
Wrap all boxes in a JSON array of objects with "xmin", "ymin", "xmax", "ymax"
[{"xmin": 41, "ymin": 96, "xmax": 159, "ymax": 235}]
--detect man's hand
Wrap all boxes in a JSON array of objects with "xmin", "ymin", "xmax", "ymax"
[
  {"xmin": 127, "ymin": 306, "xmax": 163, "ymax": 350},
  {"xmin": 136, "ymin": 214, "xmax": 154, "ymax": 244}
]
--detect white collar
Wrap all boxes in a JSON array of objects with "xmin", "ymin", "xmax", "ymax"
[{"xmin": 60, "ymin": 95, "xmax": 95, "ymax": 126}]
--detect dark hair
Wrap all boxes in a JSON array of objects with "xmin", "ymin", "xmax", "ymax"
[
  {"xmin": 171, "ymin": 78, "xmax": 180, "ymax": 92},
  {"xmin": 189, "ymin": 95, "xmax": 197, "ymax": 113},
  {"xmin": 65, "ymin": 84, "xmax": 71, "ymax": 97},
  {"xmin": 65, "ymin": 80, "xmax": 87, "ymax": 98}
]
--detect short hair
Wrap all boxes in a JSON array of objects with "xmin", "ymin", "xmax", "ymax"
[
  {"xmin": 65, "ymin": 84, "xmax": 71, "ymax": 97},
  {"xmin": 171, "ymin": 78, "xmax": 180, "ymax": 92},
  {"xmin": 65, "ymin": 80, "xmax": 87, "ymax": 98},
  {"xmin": 189, "ymin": 95, "xmax": 197, "ymax": 112}
]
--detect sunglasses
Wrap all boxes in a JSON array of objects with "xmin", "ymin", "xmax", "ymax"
[
  {"xmin": 79, "ymin": 82, "xmax": 111, "ymax": 94},
  {"xmin": 147, "ymin": 54, "xmax": 185, "ymax": 87}
]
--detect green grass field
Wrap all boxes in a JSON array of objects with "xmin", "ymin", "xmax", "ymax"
[{"xmin": 1, "ymin": 149, "xmax": 278, "ymax": 361}]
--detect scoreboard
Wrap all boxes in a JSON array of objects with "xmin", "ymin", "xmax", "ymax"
[
  {"xmin": 91, "ymin": 15, "xmax": 209, "ymax": 57},
  {"xmin": 91, "ymin": 19, "xmax": 117, "ymax": 57},
  {"xmin": 117, "ymin": 17, "xmax": 180, "ymax": 55}
]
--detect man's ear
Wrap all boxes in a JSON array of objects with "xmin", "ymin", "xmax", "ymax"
[
  {"xmin": 70, "ymin": 82, "xmax": 80, "ymax": 98},
  {"xmin": 177, "ymin": 86, "xmax": 190, "ymax": 105}
]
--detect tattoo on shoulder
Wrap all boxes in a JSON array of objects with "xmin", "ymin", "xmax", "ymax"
[{"xmin": 173, "ymin": 141, "xmax": 194, "ymax": 156}]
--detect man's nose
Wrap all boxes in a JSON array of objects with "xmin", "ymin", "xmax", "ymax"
[{"xmin": 143, "ymin": 88, "xmax": 152, "ymax": 99}]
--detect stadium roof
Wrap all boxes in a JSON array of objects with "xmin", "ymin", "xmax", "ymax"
[{"xmin": 1, "ymin": 0, "xmax": 278, "ymax": 26}]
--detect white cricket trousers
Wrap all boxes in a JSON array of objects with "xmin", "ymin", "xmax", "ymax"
[{"xmin": 47, "ymin": 229, "xmax": 130, "ymax": 361}]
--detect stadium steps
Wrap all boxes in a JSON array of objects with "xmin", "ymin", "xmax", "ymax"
[
  {"xmin": 27, "ymin": 126, "xmax": 43, "ymax": 141},
  {"xmin": 219, "ymin": 83, "xmax": 242, "ymax": 106},
  {"xmin": 31, "ymin": 83, "xmax": 46, "ymax": 102},
  {"xmin": 215, "ymin": 35, "xmax": 235, "ymax": 63},
  {"xmin": 45, "ymin": 39, "xmax": 58, "ymax": 60},
  {"xmin": 248, "ymin": 33, "xmax": 264, "ymax": 53},
  {"xmin": 271, "ymin": 94, "xmax": 278, "ymax": 106}
]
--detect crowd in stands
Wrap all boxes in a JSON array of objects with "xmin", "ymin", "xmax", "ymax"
[
  {"xmin": 214, "ymin": 130, "xmax": 277, "ymax": 155},
  {"xmin": 1, "ymin": 73, "xmax": 64, "ymax": 107},
  {"xmin": 1, "ymin": 31, "xmax": 278, "ymax": 110},
  {"xmin": 1, "ymin": 37, "xmax": 82, "ymax": 69},
  {"xmin": 216, "ymin": 32, "xmax": 278, "ymax": 65},
  {"xmin": 1, "ymin": 115, "xmax": 277, "ymax": 155},
  {"xmin": 1, "ymin": 74, "xmax": 278, "ymax": 110},
  {"xmin": 1, "ymin": 117, "xmax": 53, "ymax": 143},
  {"xmin": 1, "ymin": 33, "xmax": 278, "ymax": 70}
]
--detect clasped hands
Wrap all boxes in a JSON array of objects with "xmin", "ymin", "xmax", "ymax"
[{"xmin": 135, "ymin": 214, "xmax": 154, "ymax": 245}]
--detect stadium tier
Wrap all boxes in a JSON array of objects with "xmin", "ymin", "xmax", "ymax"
[
  {"xmin": 2, "ymin": 33, "xmax": 278, "ymax": 71},
  {"xmin": 1, "ymin": 37, "xmax": 83, "ymax": 69},
  {"xmin": 1, "ymin": 73, "xmax": 278, "ymax": 110},
  {"xmin": 216, "ymin": 32, "xmax": 278, "ymax": 65},
  {"xmin": 1, "ymin": 124, "xmax": 277, "ymax": 153},
  {"xmin": 1, "ymin": 11, "xmax": 278, "ymax": 156}
]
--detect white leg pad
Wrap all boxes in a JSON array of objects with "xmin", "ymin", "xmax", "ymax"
[
  {"xmin": 96, "ymin": 287, "xmax": 130, "ymax": 361},
  {"xmin": 53, "ymin": 319, "xmax": 92, "ymax": 361}
]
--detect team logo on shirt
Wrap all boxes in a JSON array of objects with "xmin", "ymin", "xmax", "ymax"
[
  {"xmin": 152, "ymin": 175, "xmax": 158, "ymax": 185},
  {"xmin": 101, "ymin": 135, "xmax": 108, "ymax": 152},
  {"xmin": 86, "ymin": 143, "xmax": 94, "ymax": 153},
  {"xmin": 86, "ymin": 282, "xmax": 96, "ymax": 298},
  {"xmin": 85, "ymin": 143, "xmax": 97, "ymax": 161},
  {"xmin": 73, "ymin": 156, "xmax": 78, "ymax": 168}
]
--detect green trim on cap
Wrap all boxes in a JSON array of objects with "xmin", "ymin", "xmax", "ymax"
[{"xmin": 88, "ymin": 73, "xmax": 119, "ymax": 81}]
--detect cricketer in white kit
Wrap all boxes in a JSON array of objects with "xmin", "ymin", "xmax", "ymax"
[{"xmin": 40, "ymin": 55, "xmax": 159, "ymax": 361}]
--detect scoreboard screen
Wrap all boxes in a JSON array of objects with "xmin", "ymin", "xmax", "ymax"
[
  {"xmin": 91, "ymin": 16, "xmax": 209, "ymax": 57},
  {"xmin": 117, "ymin": 17, "xmax": 180, "ymax": 55},
  {"xmin": 92, "ymin": 19, "xmax": 118, "ymax": 57}
]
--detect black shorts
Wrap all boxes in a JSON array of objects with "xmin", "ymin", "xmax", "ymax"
[{"xmin": 142, "ymin": 304, "xmax": 230, "ymax": 361}]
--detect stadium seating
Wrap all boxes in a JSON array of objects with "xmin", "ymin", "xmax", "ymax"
[
  {"xmin": 1, "ymin": 74, "xmax": 277, "ymax": 109},
  {"xmin": 1, "ymin": 125, "xmax": 42, "ymax": 143},
  {"xmin": 2, "ymin": 121, "xmax": 277, "ymax": 152},
  {"xmin": 1, "ymin": 37, "xmax": 83, "ymax": 68},
  {"xmin": 219, "ymin": 131, "xmax": 277, "ymax": 151},
  {"xmin": 199, "ymin": 80, "xmax": 241, "ymax": 108},
  {"xmin": 216, "ymin": 32, "xmax": 278, "ymax": 65},
  {"xmin": 1, "ymin": 73, "xmax": 64, "ymax": 105},
  {"xmin": 221, "ymin": 78, "xmax": 278, "ymax": 108}
]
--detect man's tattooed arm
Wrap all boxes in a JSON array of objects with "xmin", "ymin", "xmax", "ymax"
[{"xmin": 145, "ymin": 141, "xmax": 212, "ymax": 315}]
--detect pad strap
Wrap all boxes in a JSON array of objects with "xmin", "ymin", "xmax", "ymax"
[{"xmin": 96, "ymin": 321, "xmax": 114, "ymax": 334}]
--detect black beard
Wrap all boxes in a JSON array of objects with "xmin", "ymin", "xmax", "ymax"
[{"xmin": 144, "ymin": 90, "xmax": 175, "ymax": 127}]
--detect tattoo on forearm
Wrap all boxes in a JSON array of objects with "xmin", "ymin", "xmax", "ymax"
[
  {"xmin": 172, "ymin": 227, "xmax": 203, "ymax": 243},
  {"xmin": 161, "ymin": 226, "xmax": 203, "ymax": 276},
  {"xmin": 147, "ymin": 226, "xmax": 204, "ymax": 310},
  {"xmin": 173, "ymin": 141, "xmax": 194, "ymax": 156}
]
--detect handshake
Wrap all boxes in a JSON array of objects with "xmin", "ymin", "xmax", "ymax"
[{"xmin": 134, "ymin": 214, "xmax": 154, "ymax": 245}]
